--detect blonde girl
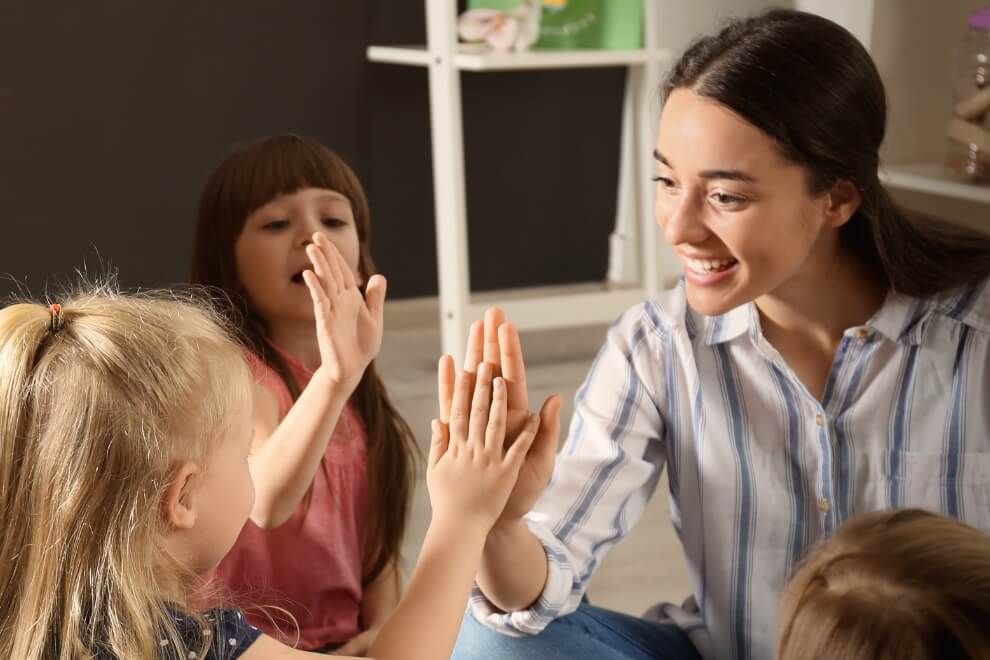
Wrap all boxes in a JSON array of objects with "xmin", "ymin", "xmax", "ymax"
[
  {"xmin": 778, "ymin": 508, "xmax": 990, "ymax": 660},
  {"xmin": 191, "ymin": 134, "xmax": 418, "ymax": 653},
  {"xmin": 0, "ymin": 282, "xmax": 540, "ymax": 659}
]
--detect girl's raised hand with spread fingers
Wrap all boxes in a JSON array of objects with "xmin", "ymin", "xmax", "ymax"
[{"xmin": 302, "ymin": 232, "xmax": 387, "ymax": 394}]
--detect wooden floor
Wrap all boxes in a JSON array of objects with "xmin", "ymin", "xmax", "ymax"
[{"xmin": 378, "ymin": 296, "xmax": 692, "ymax": 616}]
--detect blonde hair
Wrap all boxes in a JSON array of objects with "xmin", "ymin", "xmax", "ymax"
[
  {"xmin": 0, "ymin": 283, "xmax": 251, "ymax": 659},
  {"xmin": 778, "ymin": 508, "xmax": 990, "ymax": 660}
]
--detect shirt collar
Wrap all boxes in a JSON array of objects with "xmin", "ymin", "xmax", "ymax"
[
  {"xmin": 689, "ymin": 302, "xmax": 757, "ymax": 346},
  {"xmin": 685, "ymin": 278, "xmax": 989, "ymax": 347},
  {"xmin": 871, "ymin": 279, "xmax": 990, "ymax": 345}
]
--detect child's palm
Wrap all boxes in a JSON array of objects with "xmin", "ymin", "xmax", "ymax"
[
  {"xmin": 427, "ymin": 365, "xmax": 539, "ymax": 531},
  {"xmin": 302, "ymin": 234, "xmax": 386, "ymax": 390}
]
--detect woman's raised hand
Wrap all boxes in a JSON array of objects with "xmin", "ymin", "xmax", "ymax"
[
  {"xmin": 426, "ymin": 361, "xmax": 540, "ymax": 534},
  {"xmin": 302, "ymin": 232, "xmax": 386, "ymax": 392}
]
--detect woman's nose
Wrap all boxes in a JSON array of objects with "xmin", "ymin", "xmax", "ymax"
[{"xmin": 659, "ymin": 194, "xmax": 707, "ymax": 247}]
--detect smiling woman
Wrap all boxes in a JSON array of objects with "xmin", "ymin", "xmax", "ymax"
[{"xmin": 451, "ymin": 8, "xmax": 990, "ymax": 660}]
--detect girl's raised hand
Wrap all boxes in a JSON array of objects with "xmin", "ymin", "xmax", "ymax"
[
  {"xmin": 302, "ymin": 232, "xmax": 386, "ymax": 392},
  {"xmin": 437, "ymin": 310, "xmax": 561, "ymax": 525},
  {"xmin": 426, "ymin": 362, "xmax": 540, "ymax": 535}
]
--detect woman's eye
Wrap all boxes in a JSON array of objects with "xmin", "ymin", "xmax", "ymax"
[
  {"xmin": 262, "ymin": 220, "xmax": 289, "ymax": 231},
  {"xmin": 322, "ymin": 218, "xmax": 345, "ymax": 228},
  {"xmin": 710, "ymin": 192, "xmax": 745, "ymax": 207},
  {"xmin": 651, "ymin": 175, "xmax": 676, "ymax": 189}
]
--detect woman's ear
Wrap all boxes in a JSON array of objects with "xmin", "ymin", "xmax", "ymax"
[
  {"xmin": 824, "ymin": 179, "xmax": 861, "ymax": 228},
  {"xmin": 163, "ymin": 461, "xmax": 200, "ymax": 531}
]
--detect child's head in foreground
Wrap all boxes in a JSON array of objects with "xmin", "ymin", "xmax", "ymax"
[
  {"xmin": 778, "ymin": 508, "xmax": 990, "ymax": 660},
  {"xmin": 0, "ymin": 283, "xmax": 253, "ymax": 658}
]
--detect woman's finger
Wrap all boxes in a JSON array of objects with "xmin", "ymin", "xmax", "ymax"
[
  {"xmin": 468, "ymin": 362, "xmax": 494, "ymax": 450},
  {"xmin": 463, "ymin": 320, "xmax": 483, "ymax": 373},
  {"xmin": 483, "ymin": 307, "xmax": 505, "ymax": 377},
  {"xmin": 485, "ymin": 376, "xmax": 508, "ymax": 453},
  {"xmin": 499, "ymin": 323, "xmax": 530, "ymax": 412},
  {"xmin": 505, "ymin": 413, "xmax": 541, "ymax": 467}
]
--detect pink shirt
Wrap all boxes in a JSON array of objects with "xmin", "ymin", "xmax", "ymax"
[{"xmin": 211, "ymin": 347, "xmax": 368, "ymax": 650}]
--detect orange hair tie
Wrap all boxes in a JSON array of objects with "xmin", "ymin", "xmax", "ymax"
[{"xmin": 49, "ymin": 303, "xmax": 64, "ymax": 333}]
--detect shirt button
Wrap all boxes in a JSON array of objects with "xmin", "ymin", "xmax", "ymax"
[
  {"xmin": 818, "ymin": 498, "xmax": 831, "ymax": 513},
  {"xmin": 815, "ymin": 414, "xmax": 825, "ymax": 427},
  {"xmin": 856, "ymin": 328, "xmax": 869, "ymax": 340}
]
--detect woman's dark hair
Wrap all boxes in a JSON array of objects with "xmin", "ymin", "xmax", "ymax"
[
  {"xmin": 191, "ymin": 133, "xmax": 420, "ymax": 586},
  {"xmin": 662, "ymin": 8, "xmax": 990, "ymax": 297}
]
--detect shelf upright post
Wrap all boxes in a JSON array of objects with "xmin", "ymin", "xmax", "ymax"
[
  {"xmin": 425, "ymin": 0, "xmax": 472, "ymax": 366},
  {"xmin": 637, "ymin": 0, "xmax": 675, "ymax": 297},
  {"xmin": 609, "ymin": 1, "xmax": 678, "ymax": 296}
]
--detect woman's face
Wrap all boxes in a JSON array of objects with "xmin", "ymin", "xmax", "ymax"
[{"xmin": 654, "ymin": 89, "xmax": 840, "ymax": 317}]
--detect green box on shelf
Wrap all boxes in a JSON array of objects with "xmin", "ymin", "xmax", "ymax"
[{"xmin": 467, "ymin": 0, "xmax": 643, "ymax": 50}]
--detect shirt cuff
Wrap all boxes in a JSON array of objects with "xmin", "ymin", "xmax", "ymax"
[{"xmin": 467, "ymin": 516, "xmax": 581, "ymax": 636}]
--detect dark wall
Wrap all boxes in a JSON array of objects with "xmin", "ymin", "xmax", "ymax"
[{"xmin": 0, "ymin": 2, "xmax": 624, "ymax": 300}]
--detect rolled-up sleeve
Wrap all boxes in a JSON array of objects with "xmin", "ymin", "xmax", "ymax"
[{"xmin": 469, "ymin": 302, "xmax": 670, "ymax": 635}]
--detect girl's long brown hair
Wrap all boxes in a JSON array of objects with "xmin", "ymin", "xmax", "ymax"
[
  {"xmin": 778, "ymin": 508, "xmax": 990, "ymax": 660},
  {"xmin": 190, "ymin": 133, "xmax": 420, "ymax": 586}
]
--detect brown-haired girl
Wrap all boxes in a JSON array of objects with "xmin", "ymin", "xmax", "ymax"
[
  {"xmin": 778, "ymin": 508, "xmax": 990, "ymax": 660},
  {"xmin": 191, "ymin": 134, "xmax": 418, "ymax": 654}
]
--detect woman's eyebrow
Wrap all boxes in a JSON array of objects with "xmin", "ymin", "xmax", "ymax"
[{"xmin": 653, "ymin": 149, "xmax": 757, "ymax": 183}]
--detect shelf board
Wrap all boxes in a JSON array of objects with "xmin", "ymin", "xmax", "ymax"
[
  {"xmin": 367, "ymin": 45, "xmax": 673, "ymax": 71},
  {"xmin": 466, "ymin": 287, "xmax": 648, "ymax": 331},
  {"xmin": 880, "ymin": 162, "xmax": 990, "ymax": 204}
]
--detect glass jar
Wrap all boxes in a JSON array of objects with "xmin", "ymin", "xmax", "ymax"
[{"xmin": 946, "ymin": 6, "xmax": 990, "ymax": 182}]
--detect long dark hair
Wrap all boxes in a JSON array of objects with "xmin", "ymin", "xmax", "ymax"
[
  {"xmin": 663, "ymin": 8, "xmax": 990, "ymax": 297},
  {"xmin": 191, "ymin": 133, "xmax": 420, "ymax": 586}
]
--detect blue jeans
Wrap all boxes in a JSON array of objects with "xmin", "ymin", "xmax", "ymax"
[{"xmin": 451, "ymin": 603, "xmax": 702, "ymax": 660}]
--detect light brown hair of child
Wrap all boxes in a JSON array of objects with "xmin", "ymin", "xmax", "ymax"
[{"xmin": 778, "ymin": 508, "xmax": 990, "ymax": 660}]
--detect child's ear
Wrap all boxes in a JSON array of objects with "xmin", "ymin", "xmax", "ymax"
[
  {"xmin": 824, "ymin": 179, "xmax": 861, "ymax": 229},
  {"xmin": 163, "ymin": 461, "xmax": 201, "ymax": 531}
]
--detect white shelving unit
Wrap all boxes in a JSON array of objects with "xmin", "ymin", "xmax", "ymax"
[
  {"xmin": 798, "ymin": 1, "xmax": 990, "ymax": 209},
  {"xmin": 368, "ymin": 0, "xmax": 674, "ymax": 365},
  {"xmin": 880, "ymin": 162, "xmax": 990, "ymax": 205}
]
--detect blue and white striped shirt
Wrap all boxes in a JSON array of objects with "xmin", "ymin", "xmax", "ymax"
[{"xmin": 470, "ymin": 279, "xmax": 990, "ymax": 660}]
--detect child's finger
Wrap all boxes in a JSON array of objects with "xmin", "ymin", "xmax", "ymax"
[
  {"xmin": 505, "ymin": 413, "xmax": 540, "ymax": 466},
  {"xmin": 364, "ymin": 274, "xmax": 387, "ymax": 328},
  {"xmin": 427, "ymin": 419, "xmax": 450, "ymax": 470},
  {"xmin": 314, "ymin": 233, "xmax": 345, "ymax": 295},
  {"xmin": 306, "ymin": 241, "xmax": 338, "ymax": 297},
  {"xmin": 485, "ymin": 377, "xmax": 508, "ymax": 453},
  {"xmin": 302, "ymin": 270, "xmax": 332, "ymax": 317},
  {"xmin": 468, "ymin": 362, "xmax": 494, "ymax": 450},
  {"xmin": 483, "ymin": 308, "xmax": 505, "ymax": 377},
  {"xmin": 449, "ymin": 368, "xmax": 475, "ymax": 445},
  {"xmin": 322, "ymin": 234, "xmax": 356, "ymax": 290},
  {"xmin": 464, "ymin": 320, "xmax": 483, "ymax": 373},
  {"xmin": 438, "ymin": 355, "xmax": 455, "ymax": 424}
]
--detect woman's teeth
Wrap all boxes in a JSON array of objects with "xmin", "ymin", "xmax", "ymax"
[{"xmin": 686, "ymin": 257, "xmax": 737, "ymax": 274}]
